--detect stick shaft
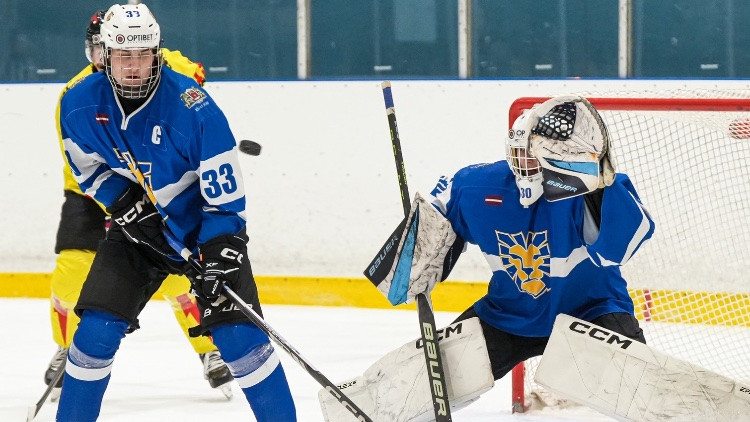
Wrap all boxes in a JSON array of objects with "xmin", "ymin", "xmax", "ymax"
[
  {"xmin": 27, "ymin": 359, "xmax": 66, "ymax": 421},
  {"xmin": 381, "ymin": 81, "xmax": 411, "ymax": 216},
  {"xmin": 380, "ymin": 80, "xmax": 453, "ymax": 421},
  {"xmin": 165, "ymin": 233, "xmax": 372, "ymax": 422}
]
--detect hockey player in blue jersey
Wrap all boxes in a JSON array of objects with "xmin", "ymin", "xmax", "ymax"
[
  {"xmin": 56, "ymin": 4, "xmax": 296, "ymax": 421},
  {"xmin": 441, "ymin": 96, "xmax": 653, "ymax": 380},
  {"xmin": 341, "ymin": 95, "xmax": 655, "ymax": 419}
]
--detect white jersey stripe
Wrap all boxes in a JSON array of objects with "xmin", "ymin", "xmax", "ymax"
[
  {"xmin": 65, "ymin": 358, "xmax": 114, "ymax": 382},
  {"xmin": 154, "ymin": 171, "xmax": 199, "ymax": 208},
  {"xmin": 621, "ymin": 191, "xmax": 652, "ymax": 265},
  {"xmin": 232, "ymin": 351, "xmax": 280, "ymax": 389}
]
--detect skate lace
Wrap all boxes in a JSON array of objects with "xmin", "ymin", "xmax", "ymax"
[
  {"xmin": 201, "ymin": 351, "xmax": 226, "ymax": 375},
  {"xmin": 49, "ymin": 346, "xmax": 68, "ymax": 371}
]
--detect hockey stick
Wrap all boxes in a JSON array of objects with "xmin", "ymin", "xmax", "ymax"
[
  {"xmin": 26, "ymin": 359, "xmax": 66, "ymax": 421},
  {"xmin": 162, "ymin": 231, "xmax": 373, "ymax": 422},
  {"xmin": 379, "ymin": 81, "xmax": 452, "ymax": 421}
]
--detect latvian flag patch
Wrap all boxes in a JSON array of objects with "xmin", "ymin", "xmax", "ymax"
[
  {"xmin": 485, "ymin": 195, "xmax": 503, "ymax": 206},
  {"xmin": 95, "ymin": 113, "xmax": 110, "ymax": 125}
]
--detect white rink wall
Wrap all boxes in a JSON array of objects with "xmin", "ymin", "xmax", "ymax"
[{"xmin": 2, "ymin": 79, "xmax": 749, "ymax": 279}]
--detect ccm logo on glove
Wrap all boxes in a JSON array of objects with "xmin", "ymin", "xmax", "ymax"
[
  {"xmin": 220, "ymin": 247, "xmax": 243, "ymax": 263},
  {"xmin": 113, "ymin": 195, "xmax": 152, "ymax": 225}
]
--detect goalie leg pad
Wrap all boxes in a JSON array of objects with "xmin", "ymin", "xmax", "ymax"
[
  {"xmin": 535, "ymin": 314, "xmax": 750, "ymax": 422},
  {"xmin": 318, "ymin": 317, "xmax": 493, "ymax": 422}
]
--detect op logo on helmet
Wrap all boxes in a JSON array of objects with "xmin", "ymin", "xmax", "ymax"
[
  {"xmin": 496, "ymin": 230, "xmax": 550, "ymax": 298},
  {"xmin": 115, "ymin": 34, "xmax": 125, "ymax": 44}
]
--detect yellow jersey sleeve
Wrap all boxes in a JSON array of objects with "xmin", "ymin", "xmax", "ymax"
[{"xmin": 161, "ymin": 48, "xmax": 206, "ymax": 86}]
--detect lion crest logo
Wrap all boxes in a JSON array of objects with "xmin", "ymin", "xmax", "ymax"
[{"xmin": 497, "ymin": 231, "xmax": 550, "ymax": 298}]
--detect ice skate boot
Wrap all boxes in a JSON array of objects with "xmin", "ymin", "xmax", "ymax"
[
  {"xmin": 44, "ymin": 346, "xmax": 67, "ymax": 402},
  {"xmin": 200, "ymin": 351, "xmax": 234, "ymax": 399}
]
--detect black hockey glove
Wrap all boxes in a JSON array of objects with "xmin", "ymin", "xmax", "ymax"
[
  {"xmin": 194, "ymin": 234, "xmax": 247, "ymax": 300},
  {"xmin": 106, "ymin": 183, "xmax": 173, "ymax": 257}
]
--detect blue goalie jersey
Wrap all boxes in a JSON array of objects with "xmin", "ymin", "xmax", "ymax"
[
  {"xmin": 59, "ymin": 67, "xmax": 245, "ymax": 251},
  {"xmin": 429, "ymin": 161, "xmax": 655, "ymax": 337}
]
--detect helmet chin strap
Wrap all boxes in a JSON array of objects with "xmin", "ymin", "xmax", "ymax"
[{"xmin": 516, "ymin": 174, "xmax": 544, "ymax": 207}]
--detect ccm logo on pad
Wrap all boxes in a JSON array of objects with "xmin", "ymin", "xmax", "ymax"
[{"xmin": 568, "ymin": 321, "xmax": 633, "ymax": 350}]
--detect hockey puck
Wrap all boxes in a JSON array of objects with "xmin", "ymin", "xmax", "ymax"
[{"xmin": 239, "ymin": 140, "xmax": 262, "ymax": 156}]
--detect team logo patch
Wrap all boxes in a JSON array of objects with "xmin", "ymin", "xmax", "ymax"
[
  {"xmin": 485, "ymin": 195, "xmax": 503, "ymax": 206},
  {"xmin": 95, "ymin": 113, "xmax": 110, "ymax": 124},
  {"xmin": 497, "ymin": 230, "xmax": 550, "ymax": 298},
  {"xmin": 180, "ymin": 87, "xmax": 207, "ymax": 108}
]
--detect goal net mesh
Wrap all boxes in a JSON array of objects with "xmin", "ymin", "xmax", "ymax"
[{"xmin": 511, "ymin": 89, "xmax": 750, "ymax": 412}]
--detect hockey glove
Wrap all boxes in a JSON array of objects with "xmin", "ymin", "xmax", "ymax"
[
  {"xmin": 364, "ymin": 193, "xmax": 458, "ymax": 306},
  {"xmin": 527, "ymin": 96, "xmax": 616, "ymax": 201},
  {"xmin": 194, "ymin": 234, "xmax": 247, "ymax": 300},
  {"xmin": 106, "ymin": 183, "xmax": 173, "ymax": 257}
]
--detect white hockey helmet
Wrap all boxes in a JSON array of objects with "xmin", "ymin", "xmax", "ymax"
[
  {"xmin": 506, "ymin": 110, "xmax": 543, "ymax": 207},
  {"xmin": 100, "ymin": 3, "xmax": 163, "ymax": 99}
]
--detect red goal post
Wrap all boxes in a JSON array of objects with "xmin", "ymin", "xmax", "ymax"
[{"xmin": 508, "ymin": 95, "xmax": 750, "ymax": 413}]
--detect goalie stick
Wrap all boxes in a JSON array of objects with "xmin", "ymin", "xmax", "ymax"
[
  {"xmin": 26, "ymin": 358, "xmax": 66, "ymax": 421},
  {"xmin": 162, "ymin": 231, "xmax": 373, "ymax": 422},
  {"xmin": 372, "ymin": 81, "xmax": 452, "ymax": 421}
]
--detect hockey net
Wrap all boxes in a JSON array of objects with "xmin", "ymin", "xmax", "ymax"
[{"xmin": 509, "ymin": 91, "xmax": 750, "ymax": 413}]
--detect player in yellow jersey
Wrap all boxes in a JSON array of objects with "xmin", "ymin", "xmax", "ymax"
[{"xmin": 45, "ymin": 10, "xmax": 232, "ymax": 399}]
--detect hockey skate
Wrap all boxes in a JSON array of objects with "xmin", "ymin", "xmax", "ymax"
[
  {"xmin": 44, "ymin": 346, "xmax": 67, "ymax": 402},
  {"xmin": 200, "ymin": 351, "xmax": 234, "ymax": 399}
]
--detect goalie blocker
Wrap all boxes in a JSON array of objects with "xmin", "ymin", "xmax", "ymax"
[
  {"xmin": 318, "ymin": 317, "xmax": 493, "ymax": 422},
  {"xmin": 535, "ymin": 314, "xmax": 750, "ymax": 421},
  {"xmin": 363, "ymin": 193, "xmax": 463, "ymax": 306}
]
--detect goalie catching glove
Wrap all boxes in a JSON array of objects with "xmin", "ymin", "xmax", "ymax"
[
  {"xmin": 193, "ymin": 233, "xmax": 247, "ymax": 300},
  {"xmin": 363, "ymin": 192, "xmax": 458, "ymax": 306},
  {"xmin": 106, "ymin": 182, "xmax": 174, "ymax": 257},
  {"xmin": 521, "ymin": 95, "xmax": 616, "ymax": 201}
]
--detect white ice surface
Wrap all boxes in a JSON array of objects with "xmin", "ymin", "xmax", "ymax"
[{"xmin": 0, "ymin": 298, "xmax": 612, "ymax": 421}]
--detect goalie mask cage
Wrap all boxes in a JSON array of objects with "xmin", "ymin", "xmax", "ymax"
[{"xmin": 509, "ymin": 92, "xmax": 750, "ymax": 413}]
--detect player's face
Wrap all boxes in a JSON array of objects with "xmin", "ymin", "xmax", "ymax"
[
  {"xmin": 109, "ymin": 48, "xmax": 155, "ymax": 86},
  {"xmin": 511, "ymin": 148, "xmax": 540, "ymax": 176},
  {"xmin": 91, "ymin": 44, "xmax": 104, "ymax": 70}
]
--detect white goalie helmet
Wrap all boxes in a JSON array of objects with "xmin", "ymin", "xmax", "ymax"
[
  {"xmin": 99, "ymin": 3, "xmax": 163, "ymax": 99},
  {"xmin": 506, "ymin": 110, "xmax": 544, "ymax": 207}
]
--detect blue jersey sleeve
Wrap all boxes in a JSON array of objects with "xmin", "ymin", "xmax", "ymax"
[
  {"xmin": 585, "ymin": 174, "xmax": 655, "ymax": 266},
  {"xmin": 428, "ymin": 172, "xmax": 475, "ymax": 245},
  {"xmin": 192, "ymin": 107, "xmax": 247, "ymax": 245},
  {"xmin": 60, "ymin": 98, "xmax": 132, "ymax": 208}
]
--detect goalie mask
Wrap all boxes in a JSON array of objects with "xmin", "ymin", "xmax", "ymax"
[
  {"xmin": 99, "ymin": 4, "xmax": 163, "ymax": 99},
  {"xmin": 506, "ymin": 111, "xmax": 544, "ymax": 207}
]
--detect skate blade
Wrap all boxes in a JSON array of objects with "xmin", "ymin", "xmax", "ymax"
[
  {"xmin": 50, "ymin": 387, "xmax": 61, "ymax": 403},
  {"xmin": 219, "ymin": 384, "xmax": 233, "ymax": 400}
]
